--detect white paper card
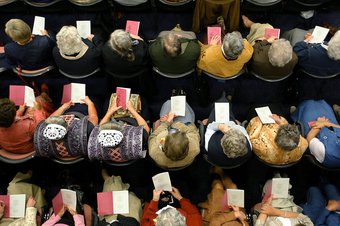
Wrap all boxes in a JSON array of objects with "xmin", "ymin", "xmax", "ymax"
[
  {"xmin": 71, "ymin": 83, "xmax": 86, "ymax": 103},
  {"xmin": 24, "ymin": 86, "xmax": 35, "ymax": 107},
  {"xmin": 156, "ymin": 205, "xmax": 175, "ymax": 215},
  {"xmin": 112, "ymin": 191, "xmax": 129, "ymax": 214},
  {"xmin": 32, "ymin": 16, "xmax": 45, "ymax": 35},
  {"xmin": 310, "ymin": 26, "xmax": 329, "ymax": 44},
  {"xmin": 272, "ymin": 178, "xmax": 290, "ymax": 199},
  {"xmin": 152, "ymin": 172, "xmax": 172, "ymax": 192},
  {"xmin": 227, "ymin": 189, "xmax": 244, "ymax": 208},
  {"xmin": 76, "ymin": 20, "xmax": 91, "ymax": 39},
  {"xmin": 215, "ymin": 103, "xmax": 229, "ymax": 123},
  {"xmin": 9, "ymin": 194, "xmax": 26, "ymax": 218},
  {"xmin": 255, "ymin": 106, "xmax": 275, "ymax": 124},
  {"xmin": 171, "ymin": 96, "xmax": 186, "ymax": 116},
  {"xmin": 61, "ymin": 189, "xmax": 77, "ymax": 211}
]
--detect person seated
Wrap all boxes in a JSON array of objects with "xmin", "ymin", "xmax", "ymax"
[
  {"xmin": 102, "ymin": 29, "xmax": 149, "ymax": 76},
  {"xmin": 282, "ymin": 29, "xmax": 340, "ymax": 77},
  {"xmin": 4, "ymin": 19, "xmax": 55, "ymax": 70},
  {"xmin": 254, "ymin": 174, "xmax": 313, "ymax": 226},
  {"xmin": 291, "ymin": 99, "xmax": 340, "ymax": 168},
  {"xmin": 0, "ymin": 85, "xmax": 54, "ymax": 154},
  {"xmin": 148, "ymin": 95, "xmax": 200, "ymax": 168},
  {"xmin": 197, "ymin": 31, "xmax": 253, "ymax": 78},
  {"xmin": 246, "ymin": 105, "xmax": 308, "ymax": 165},
  {"xmin": 88, "ymin": 97, "xmax": 150, "ymax": 162},
  {"xmin": 149, "ymin": 25, "xmax": 200, "ymax": 74},
  {"xmin": 203, "ymin": 94, "xmax": 252, "ymax": 168},
  {"xmin": 141, "ymin": 187, "xmax": 202, "ymax": 226},
  {"xmin": 98, "ymin": 169, "xmax": 142, "ymax": 226},
  {"xmin": 302, "ymin": 184, "xmax": 340, "ymax": 226},
  {"xmin": 242, "ymin": 15, "xmax": 297, "ymax": 80},
  {"xmin": 199, "ymin": 167, "xmax": 248, "ymax": 226},
  {"xmin": 53, "ymin": 26, "xmax": 103, "ymax": 77},
  {"xmin": 42, "ymin": 205, "xmax": 85, "ymax": 226},
  {"xmin": 34, "ymin": 96, "xmax": 98, "ymax": 159}
]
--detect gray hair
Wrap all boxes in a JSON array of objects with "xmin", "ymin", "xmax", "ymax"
[
  {"xmin": 56, "ymin": 26, "xmax": 83, "ymax": 55},
  {"xmin": 275, "ymin": 124, "xmax": 300, "ymax": 151},
  {"xmin": 109, "ymin": 29, "xmax": 135, "ymax": 61},
  {"xmin": 268, "ymin": 39, "xmax": 293, "ymax": 67},
  {"xmin": 45, "ymin": 116, "xmax": 67, "ymax": 128},
  {"xmin": 222, "ymin": 31, "xmax": 244, "ymax": 59},
  {"xmin": 328, "ymin": 30, "xmax": 340, "ymax": 60},
  {"xmin": 155, "ymin": 208, "xmax": 186, "ymax": 226},
  {"xmin": 162, "ymin": 32, "xmax": 181, "ymax": 57},
  {"xmin": 221, "ymin": 128, "xmax": 248, "ymax": 158}
]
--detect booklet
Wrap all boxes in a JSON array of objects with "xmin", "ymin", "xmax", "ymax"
[
  {"xmin": 215, "ymin": 102, "xmax": 229, "ymax": 123},
  {"xmin": 61, "ymin": 83, "xmax": 86, "ymax": 104},
  {"xmin": 223, "ymin": 189, "xmax": 244, "ymax": 208},
  {"xmin": 76, "ymin": 20, "xmax": 91, "ymax": 39},
  {"xmin": 0, "ymin": 194, "xmax": 26, "ymax": 218},
  {"xmin": 207, "ymin": 26, "xmax": 221, "ymax": 45},
  {"xmin": 310, "ymin": 26, "xmax": 329, "ymax": 44},
  {"xmin": 271, "ymin": 178, "xmax": 290, "ymax": 198},
  {"xmin": 52, "ymin": 189, "xmax": 77, "ymax": 214},
  {"xmin": 32, "ymin": 16, "xmax": 45, "ymax": 35},
  {"xmin": 0, "ymin": 46, "xmax": 4, "ymax": 54},
  {"xmin": 9, "ymin": 85, "xmax": 35, "ymax": 107},
  {"xmin": 255, "ymin": 106, "xmax": 275, "ymax": 124},
  {"xmin": 97, "ymin": 190, "xmax": 129, "ymax": 215},
  {"xmin": 125, "ymin": 20, "xmax": 140, "ymax": 36},
  {"xmin": 170, "ymin": 95, "xmax": 186, "ymax": 117},
  {"xmin": 264, "ymin": 28, "xmax": 280, "ymax": 39},
  {"xmin": 152, "ymin": 172, "xmax": 172, "ymax": 192},
  {"xmin": 116, "ymin": 87, "xmax": 131, "ymax": 110}
]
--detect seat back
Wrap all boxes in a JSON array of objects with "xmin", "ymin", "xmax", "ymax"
[
  {"xmin": 304, "ymin": 154, "xmax": 340, "ymax": 171},
  {"xmin": 203, "ymin": 66, "xmax": 246, "ymax": 80},
  {"xmin": 250, "ymin": 70, "xmax": 293, "ymax": 82},
  {"xmin": 23, "ymin": 0, "xmax": 62, "ymax": 7},
  {"xmin": 103, "ymin": 159, "xmax": 138, "ymax": 166},
  {"xmin": 0, "ymin": 149, "xmax": 35, "ymax": 164},
  {"xmin": 153, "ymin": 66, "xmax": 195, "ymax": 78},
  {"xmin": 13, "ymin": 66, "xmax": 54, "ymax": 77},
  {"xmin": 245, "ymin": 0, "xmax": 282, "ymax": 6},
  {"xmin": 59, "ymin": 68, "xmax": 100, "ymax": 79},
  {"xmin": 51, "ymin": 156, "xmax": 85, "ymax": 165},
  {"xmin": 302, "ymin": 69, "xmax": 339, "ymax": 79}
]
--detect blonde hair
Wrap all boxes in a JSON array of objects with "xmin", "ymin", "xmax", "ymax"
[
  {"xmin": 56, "ymin": 26, "xmax": 84, "ymax": 55},
  {"xmin": 109, "ymin": 29, "xmax": 135, "ymax": 62},
  {"xmin": 163, "ymin": 131, "xmax": 189, "ymax": 161},
  {"xmin": 328, "ymin": 30, "xmax": 340, "ymax": 60},
  {"xmin": 5, "ymin": 19, "xmax": 31, "ymax": 43}
]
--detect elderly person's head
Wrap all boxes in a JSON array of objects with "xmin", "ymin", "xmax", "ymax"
[
  {"xmin": 0, "ymin": 98, "xmax": 16, "ymax": 128},
  {"xmin": 162, "ymin": 32, "xmax": 181, "ymax": 57},
  {"xmin": 97, "ymin": 122, "xmax": 124, "ymax": 148},
  {"xmin": 221, "ymin": 128, "xmax": 248, "ymax": 158},
  {"xmin": 109, "ymin": 29, "xmax": 135, "ymax": 62},
  {"xmin": 56, "ymin": 26, "xmax": 86, "ymax": 56},
  {"xmin": 155, "ymin": 208, "xmax": 186, "ymax": 226},
  {"xmin": 163, "ymin": 131, "xmax": 189, "ymax": 161},
  {"xmin": 268, "ymin": 39, "xmax": 293, "ymax": 67},
  {"xmin": 222, "ymin": 31, "xmax": 244, "ymax": 60},
  {"xmin": 328, "ymin": 30, "xmax": 340, "ymax": 61},
  {"xmin": 43, "ymin": 116, "xmax": 68, "ymax": 140},
  {"xmin": 5, "ymin": 19, "xmax": 31, "ymax": 44},
  {"xmin": 275, "ymin": 124, "xmax": 300, "ymax": 151}
]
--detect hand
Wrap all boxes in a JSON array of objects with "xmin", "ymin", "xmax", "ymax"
[
  {"xmin": 126, "ymin": 100, "xmax": 135, "ymax": 112},
  {"xmin": 0, "ymin": 201, "xmax": 5, "ymax": 216},
  {"xmin": 57, "ymin": 205, "xmax": 66, "ymax": 218},
  {"xmin": 107, "ymin": 97, "xmax": 122, "ymax": 115},
  {"xmin": 326, "ymin": 200, "xmax": 340, "ymax": 212},
  {"xmin": 81, "ymin": 96, "xmax": 93, "ymax": 106},
  {"xmin": 317, "ymin": 116, "xmax": 329, "ymax": 123},
  {"xmin": 66, "ymin": 206, "xmax": 77, "ymax": 216},
  {"xmin": 167, "ymin": 112, "xmax": 176, "ymax": 122},
  {"xmin": 129, "ymin": 33, "xmax": 143, "ymax": 41},
  {"xmin": 304, "ymin": 32, "xmax": 313, "ymax": 43},
  {"xmin": 260, "ymin": 204, "xmax": 279, "ymax": 216},
  {"xmin": 87, "ymin": 34, "xmax": 94, "ymax": 41},
  {"xmin": 266, "ymin": 36, "xmax": 277, "ymax": 43},
  {"xmin": 170, "ymin": 187, "xmax": 183, "ymax": 201},
  {"xmin": 26, "ymin": 196, "xmax": 36, "ymax": 208},
  {"xmin": 160, "ymin": 115, "xmax": 169, "ymax": 122},
  {"xmin": 219, "ymin": 124, "xmax": 231, "ymax": 133},
  {"xmin": 61, "ymin": 101, "xmax": 74, "ymax": 111},
  {"xmin": 202, "ymin": 119, "xmax": 209, "ymax": 126},
  {"xmin": 210, "ymin": 35, "xmax": 220, "ymax": 45},
  {"xmin": 270, "ymin": 114, "xmax": 283, "ymax": 125},
  {"xmin": 40, "ymin": 30, "xmax": 49, "ymax": 36},
  {"xmin": 18, "ymin": 104, "xmax": 27, "ymax": 112},
  {"xmin": 152, "ymin": 189, "xmax": 164, "ymax": 202}
]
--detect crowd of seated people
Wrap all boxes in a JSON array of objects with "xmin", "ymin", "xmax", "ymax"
[{"xmin": 0, "ymin": 1, "xmax": 339, "ymax": 226}]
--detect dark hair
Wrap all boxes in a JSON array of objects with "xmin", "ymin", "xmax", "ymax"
[
  {"xmin": 0, "ymin": 98, "xmax": 16, "ymax": 128},
  {"xmin": 275, "ymin": 124, "xmax": 300, "ymax": 151}
]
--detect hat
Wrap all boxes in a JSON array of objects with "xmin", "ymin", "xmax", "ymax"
[
  {"xmin": 97, "ymin": 130, "xmax": 124, "ymax": 147},
  {"xmin": 43, "ymin": 124, "xmax": 67, "ymax": 140}
]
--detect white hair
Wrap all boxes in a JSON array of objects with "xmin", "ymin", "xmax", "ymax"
[
  {"xmin": 328, "ymin": 30, "xmax": 340, "ymax": 60},
  {"xmin": 268, "ymin": 39, "xmax": 293, "ymax": 67},
  {"xmin": 56, "ymin": 26, "xmax": 83, "ymax": 55},
  {"xmin": 109, "ymin": 29, "xmax": 135, "ymax": 61},
  {"xmin": 155, "ymin": 208, "xmax": 186, "ymax": 226},
  {"xmin": 222, "ymin": 31, "xmax": 244, "ymax": 59}
]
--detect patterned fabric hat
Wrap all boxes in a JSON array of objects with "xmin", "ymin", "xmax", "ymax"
[{"xmin": 43, "ymin": 124, "xmax": 67, "ymax": 140}]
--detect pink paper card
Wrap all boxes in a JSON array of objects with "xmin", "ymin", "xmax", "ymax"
[
  {"xmin": 207, "ymin": 27, "xmax": 221, "ymax": 45},
  {"xmin": 0, "ymin": 47, "xmax": 4, "ymax": 54},
  {"xmin": 9, "ymin": 85, "xmax": 25, "ymax": 106},
  {"xmin": 221, "ymin": 191, "xmax": 228, "ymax": 212},
  {"xmin": 0, "ymin": 195, "xmax": 10, "ymax": 218},
  {"xmin": 97, "ymin": 192, "xmax": 113, "ymax": 216},
  {"xmin": 52, "ymin": 191, "xmax": 63, "ymax": 214},
  {"xmin": 116, "ymin": 87, "xmax": 127, "ymax": 110},
  {"xmin": 262, "ymin": 182, "xmax": 272, "ymax": 203},
  {"xmin": 264, "ymin": 28, "xmax": 280, "ymax": 39},
  {"xmin": 125, "ymin": 20, "xmax": 140, "ymax": 36},
  {"xmin": 61, "ymin": 84, "xmax": 72, "ymax": 104}
]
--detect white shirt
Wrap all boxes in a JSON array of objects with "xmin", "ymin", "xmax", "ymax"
[{"xmin": 309, "ymin": 138, "xmax": 326, "ymax": 163}]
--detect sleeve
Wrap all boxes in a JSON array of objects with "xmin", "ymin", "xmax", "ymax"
[
  {"xmin": 313, "ymin": 209, "xmax": 331, "ymax": 226},
  {"xmin": 205, "ymin": 124, "xmax": 217, "ymax": 151},
  {"xmin": 255, "ymin": 219, "xmax": 265, "ymax": 226},
  {"xmin": 23, "ymin": 207, "xmax": 37, "ymax": 226},
  {"xmin": 141, "ymin": 201, "xmax": 158, "ymax": 226},
  {"xmin": 246, "ymin": 117, "xmax": 263, "ymax": 140},
  {"xmin": 296, "ymin": 213, "xmax": 314, "ymax": 226},
  {"xmin": 149, "ymin": 121, "xmax": 170, "ymax": 142},
  {"xmin": 42, "ymin": 214, "xmax": 61, "ymax": 226},
  {"xmin": 242, "ymin": 39, "xmax": 254, "ymax": 62},
  {"xmin": 293, "ymin": 41, "xmax": 318, "ymax": 65},
  {"xmin": 309, "ymin": 138, "xmax": 326, "ymax": 163},
  {"xmin": 4, "ymin": 45, "xmax": 17, "ymax": 67},
  {"xmin": 92, "ymin": 35, "xmax": 104, "ymax": 47},
  {"xmin": 73, "ymin": 214, "xmax": 85, "ymax": 226},
  {"xmin": 325, "ymin": 212, "xmax": 339, "ymax": 226},
  {"xmin": 179, "ymin": 199, "xmax": 202, "ymax": 225}
]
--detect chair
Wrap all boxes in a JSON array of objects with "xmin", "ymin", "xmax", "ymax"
[
  {"xmin": 254, "ymin": 153, "xmax": 302, "ymax": 168},
  {"xmin": 103, "ymin": 159, "xmax": 138, "ymax": 166},
  {"xmin": 151, "ymin": 157, "xmax": 195, "ymax": 171},
  {"xmin": 304, "ymin": 154, "xmax": 340, "ymax": 171},
  {"xmin": 301, "ymin": 69, "xmax": 339, "ymax": 79},
  {"xmin": 250, "ymin": 70, "xmax": 293, "ymax": 82},
  {"xmin": 152, "ymin": 66, "xmax": 195, "ymax": 78},
  {"xmin": 0, "ymin": 149, "xmax": 35, "ymax": 164},
  {"xmin": 0, "ymin": 0, "xmax": 16, "ymax": 6},
  {"xmin": 155, "ymin": 0, "xmax": 194, "ymax": 11},
  {"xmin": 51, "ymin": 156, "xmax": 85, "ymax": 165},
  {"xmin": 111, "ymin": 0, "xmax": 152, "ymax": 12},
  {"xmin": 0, "ymin": 67, "xmax": 7, "ymax": 73},
  {"xmin": 203, "ymin": 66, "xmax": 246, "ymax": 81},
  {"xmin": 67, "ymin": 0, "xmax": 102, "ymax": 6},
  {"xmin": 23, "ymin": 0, "xmax": 62, "ymax": 7},
  {"xmin": 59, "ymin": 68, "xmax": 100, "ymax": 79},
  {"xmin": 13, "ymin": 66, "xmax": 54, "ymax": 77},
  {"xmin": 245, "ymin": 0, "xmax": 282, "ymax": 6},
  {"xmin": 293, "ymin": 0, "xmax": 329, "ymax": 7},
  {"xmin": 105, "ymin": 67, "xmax": 149, "ymax": 79}
]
